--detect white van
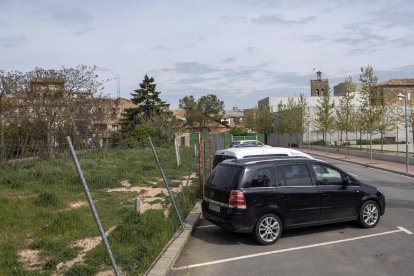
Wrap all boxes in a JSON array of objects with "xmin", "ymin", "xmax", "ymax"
[{"xmin": 213, "ymin": 146, "xmax": 314, "ymax": 168}]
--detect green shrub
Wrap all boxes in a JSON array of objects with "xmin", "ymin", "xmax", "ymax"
[
  {"xmin": 34, "ymin": 192, "xmax": 59, "ymax": 207},
  {"xmin": 229, "ymin": 126, "xmax": 247, "ymax": 136}
]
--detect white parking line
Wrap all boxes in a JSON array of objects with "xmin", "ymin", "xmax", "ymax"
[
  {"xmin": 398, "ymin": 226, "xmax": 413, "ymax": 234},
  {"xmin": 172, "ymin": 227, "xmax": 412, "ymax": 271}
]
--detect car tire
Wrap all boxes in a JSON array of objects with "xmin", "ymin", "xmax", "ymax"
[
  {"xmin": 358, "ymin": 200, "xmax": 380, "ymax": 228},
  {"xmin": 253, "ymin": 213, "xmax": 282, "ymax": 245}
]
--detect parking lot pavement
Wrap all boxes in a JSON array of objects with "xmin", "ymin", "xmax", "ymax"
[{"xmin": 170, "ymin": 159, "xmax": 414, "ymax": 276}]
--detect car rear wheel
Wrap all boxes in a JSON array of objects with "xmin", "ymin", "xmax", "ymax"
[
  {"xmin": 359, "ymin": 200, "xmax": 380, "ymax": 228},
  {"xmin": 253, "ymin": 213, "xmax": 282, "ymax": 245}
]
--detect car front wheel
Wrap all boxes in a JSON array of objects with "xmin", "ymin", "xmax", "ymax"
[
  {"xmin": 253, "ymin": 213, "xmax": 282, "ymax": 245},
  {"xmin": 359, "ymin": 200, "xmax": 380, "ymax": 228}
]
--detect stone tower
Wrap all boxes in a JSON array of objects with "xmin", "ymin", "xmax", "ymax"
[{"xmin": 310, "ymin": 71, "xmax": 329, "ymax": 96}]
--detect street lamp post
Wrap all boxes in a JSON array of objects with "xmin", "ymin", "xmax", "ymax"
[{"xmin": 397, "ymin": 93, "xmax": 409, "ymax": 173}]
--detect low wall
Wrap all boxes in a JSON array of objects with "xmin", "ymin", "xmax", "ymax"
[{"xmin": 307, "ymin": 145, "xmax": 413, "ymax": 165}]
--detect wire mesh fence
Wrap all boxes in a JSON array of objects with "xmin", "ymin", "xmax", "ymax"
[{"xmin": 0, "ymin": 139, "xmax": 200, "ymax": 275}]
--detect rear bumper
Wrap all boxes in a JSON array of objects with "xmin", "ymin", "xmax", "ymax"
[{"xmin": 202, "ymin": 200, "xmax": 254, "ymax": 233}]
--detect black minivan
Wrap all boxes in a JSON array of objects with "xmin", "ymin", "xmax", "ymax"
[{"xmin": 202, "ymin": 157, "xmax": 386, "ymax": 245}]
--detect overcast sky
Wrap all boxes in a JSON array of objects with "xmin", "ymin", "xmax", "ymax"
[{"xmin": 1, "ymin": 0, "xmax": 413, "ymax": 109}]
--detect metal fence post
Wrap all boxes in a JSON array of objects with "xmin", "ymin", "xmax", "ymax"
[
  {"xmin": 198, "ymin": 142, "xmax": 203, "ymax": 199},
  {"xmin": 148, "ymin": 137, "xmax": 185, "ymax": 229},
  {"xmin": 174, "ymin": 137, "xmax": 180, "ymax": 167},
  {"xmin": 203, "ymin": 140, "xmax": 206, "ymax": 186},
  {"xmin": 66, "ymin": 137, "xmax": 121, "ymax": 276}
]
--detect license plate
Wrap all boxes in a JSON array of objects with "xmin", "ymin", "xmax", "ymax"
[{"xmin": 209, "ymin": 203, "xmax": 220, "ymax": 213}]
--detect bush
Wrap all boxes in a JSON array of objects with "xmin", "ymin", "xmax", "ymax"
[
  {"xmin": 34, "ymin": 192, "xmax": 58, "ymax": 207},
  {"xmin": 310, "ymin": 140, "xmax": 327, "ymax": 146},
  {"xmin": 229, "ymin": 126, "xmax": 248, "ymax": 136}
]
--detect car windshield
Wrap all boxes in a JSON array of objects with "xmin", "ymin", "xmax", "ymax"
[{"xmin": 231, "ymin": 140, "xmax": 263, "ymax": 147}]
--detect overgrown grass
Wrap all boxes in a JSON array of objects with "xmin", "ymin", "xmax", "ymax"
[
  {"xmin": 0, "ymin": 145, "xmax": 199, "ymax": 275},
  {"xmin": 77, "ymin": 183, "xmax": 199, "ymax": 275}
]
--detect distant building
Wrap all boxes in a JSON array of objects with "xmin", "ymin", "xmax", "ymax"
[
  {"xmin": 219, "ymin": 107, "xmax": 244, "ymax": 127},
  {"xmin": 376, "ymin": 79, "xmax": 414, "ymax": 105},
  {"xmin": 101, "ymin": 97, "xmax": 137, "ymax": 133},
  {"xmin": 333, "ymin": 82, "xmax": 362, "ymax": 96},
  {"xmin": 310, "ymin": 71, "xmax": 329, "ymax": 96},
  {"xmin": 258, "ymin": 76, "xmax": 414, "ymax": 147}
]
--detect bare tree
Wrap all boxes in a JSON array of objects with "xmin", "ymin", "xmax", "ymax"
[
  {"xmin": 23, "ymin": 66, "xmax": 104, "ymax": 158},
  {"xmin": 0, "ymin": 71, "xmax": 26, "ymax": 164}
]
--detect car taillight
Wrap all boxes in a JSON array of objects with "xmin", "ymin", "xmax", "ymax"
[{"xmin": 229, "ymin": 190, "xmax": 246, "ymax": 209}]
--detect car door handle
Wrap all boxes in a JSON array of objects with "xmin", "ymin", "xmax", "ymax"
[{"xmin": 321, "ymin": 194, "xmax": 330, "ymax": 198}]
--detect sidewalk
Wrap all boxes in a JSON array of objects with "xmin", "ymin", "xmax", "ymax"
[{"xmin": 303, "ymin": 148, "xmax": 414, "ymax": 178}]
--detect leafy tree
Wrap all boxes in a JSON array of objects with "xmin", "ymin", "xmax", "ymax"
[
  {"xmin": 179, "ymin": 95, "xmax": 197, "ymax": 123},
  {"xmin": 255, "ymin": 104, "xmax": 274, "ymax": 138},
  {"xmin": 377, "ymin": 106, "xmax": 401, "ymax": 151},
  {"xmin": 276, "ymin": 101, "xmax": 289, "ymax": 138},
  {"xmin": 122, "ymin": 74, "xmax": 169, "ymax": 130},
  {"xmin": 314, "ymin": 84, "xmax": 336, "ymax": 154},
  {"xmin": 178, "ymin": 94, "xmax": 224, "ymax": 132},
  {"xmin": 296, "ymin": 94, "xmax": 310, "ymax": 148},
  {"xmin": 229, "ymin": 126, "xmax": 247, "ymax": 136},
  {"xmin": 359, "ymin": 65, "xmax": 383, "ymax": 163},
  {"xmin": 242, "ymin": 108, "xmax": 256, "ymax": 131},
  {"xmin": 275, "ymin": 95, "xmax": 308, "ymax": 147},
  {"xmin": 335, "ymin": 76, "xmax": 356, "ymax": 158}
]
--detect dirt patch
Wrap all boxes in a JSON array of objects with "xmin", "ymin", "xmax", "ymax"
[
  {"xmin": 120, "ymin": 180, "xmax": 132, "ymax": 187},
  {"xmin": 96, "ymin": 271, "xmax": 115, "ymax": 276},
  {"xmin": 56, "ymin": 226, "xmax": 116, "ymax": 273},
  {"xmin": 17, "ymin": 249, "xmax": 43, "ymax": 271},
  {"xmin": 69, "ymin": 201, "xmax": 88, "ymax": 209},
  {"xmin": 106, "ymin": 176, "xmax": 193, "ymax": 216}
]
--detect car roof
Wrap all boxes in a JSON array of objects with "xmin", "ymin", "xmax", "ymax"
[
  {"xmin": 215, "ymin": 147, "xmax": 314, "ymax": 159},
  {"xmin": 220, "ymin": 156, "xmax": 323, "ymax": 167}
]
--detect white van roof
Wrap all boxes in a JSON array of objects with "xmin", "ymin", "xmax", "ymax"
[{"xmin": 215, "ymin": 147, "xmax": 314, "ymax": 159}]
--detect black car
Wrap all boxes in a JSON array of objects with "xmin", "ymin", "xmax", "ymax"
[{"xmin": 202, "ymin": 157, "xmax": 386, "ymax": 245}]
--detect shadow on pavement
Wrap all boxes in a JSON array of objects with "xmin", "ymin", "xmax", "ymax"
[{"xmin": 192, "ymin": 220, "xmax": 359, "ymax": 246}]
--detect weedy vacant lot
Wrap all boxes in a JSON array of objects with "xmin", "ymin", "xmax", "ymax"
[{"xmin": 0, "ymin": 145, "xmax": 198, "ymax": 275}]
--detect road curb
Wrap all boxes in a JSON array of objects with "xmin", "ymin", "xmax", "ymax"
[
  {"xmin": 145, "ymin": 200, "xmax": 201, "ymax": 276},
  {"xmin": 310, "ymin": 152, "xmax": 414, "ymax": 178}
]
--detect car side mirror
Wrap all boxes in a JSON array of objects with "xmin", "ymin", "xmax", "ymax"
[{"xmin": 342, "ymin": 176, "xmax": 352, "ymax": 188}]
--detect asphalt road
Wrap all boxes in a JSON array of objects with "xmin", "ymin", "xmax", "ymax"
[{"xmin": 170, "ymin": 157, "xmax": 414, "ymax": 276}]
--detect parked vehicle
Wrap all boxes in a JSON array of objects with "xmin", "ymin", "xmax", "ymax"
[
  {"xmin": 202, "ymin": 157, "xmax": 386, "ymax": 245},
  {"xmin": 230, "ymin": 140, "xmax": 265, "ymax": 148},
  {"xmin": 213, "ymin": 146, "xmax": 314, "ymax": 168}
]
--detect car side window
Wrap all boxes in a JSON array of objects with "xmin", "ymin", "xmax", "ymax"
[
  {"xmin": 249, "ymin": 167, "xmax": 274, "ymax": 188},
  {"xmin": 279, "ymin": 164, "xmax": 313, "ymax": 186},
  {"xmin": 311, "ymin": 164, "xmax": 344, "ymax": 186}
]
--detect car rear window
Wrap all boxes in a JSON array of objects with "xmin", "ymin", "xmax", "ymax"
[
  {"xmin": 207, "ymin": 164, "xmax": 243, "ymax": 189},
  {"xmin": 213, "ymin": 155, "xmax": 236, "ymax": 168}
]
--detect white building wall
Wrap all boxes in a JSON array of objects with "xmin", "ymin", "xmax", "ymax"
[{"xmin": 258, "ymin": 92, "xmax": 413, "ymax": 146}]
